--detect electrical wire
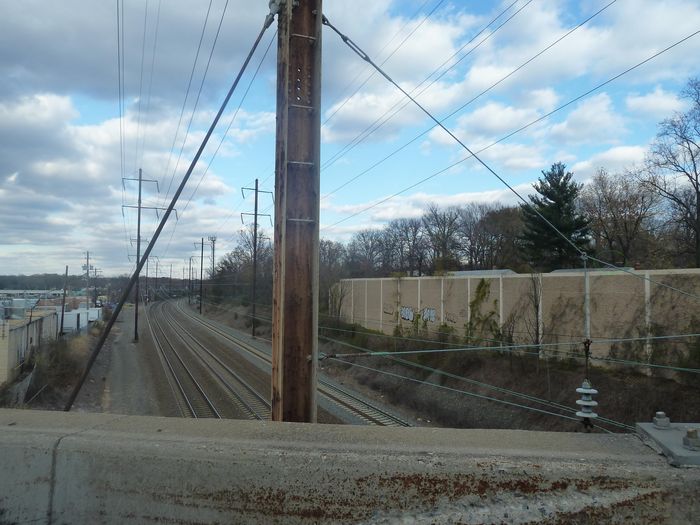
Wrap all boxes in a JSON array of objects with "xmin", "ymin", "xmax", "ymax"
[
  {"xmin": 158, "ymin": 3, "xmax": 275, "ymax": 260},
  {"xmin": 322, "ymin": 19, "xmax": 700, "ymax": 304},
  {"xmin": 319, "ymin": 326, "xmax": 700, "ymax": 373},
  {"xmin": 322, "ymin": 0, "xmax": 434, "ymax": 128},
  {"xmin": 139, "ymin": 0, "xmax": 162, "ymax": 168},
  {"xmin": 116, "ymin": 0, "xmax": 125, "ymax": 185},
  {"xmin": 321, "ymin": 0, "xmax": 531, "ymax": 176},
  {"xmin": 189, "ymin": 297, "xmax": 625, "ymax": 431},
  {"xmin": 331, "ymin": 357, "xmax": 600, "ymax": 429},
  {"xmin": 116, "ymin": 0, "xmax": 131, "ymax": 261},
  {"xmin": 65, "ymin": 11, "xmax": 276, "ymax": 411},
  {"xmin": 120, "ymin": 0, "xmax": 126, "ymax": 182},
  {"xmin": 158, "ymin": 0, "xmax": 214, "ymax": 209},
  {"xmin": 196, "ymin": 30, "xmax": 278, "ymax": 240},
  {"xmin": 161, "ymin": 0, "xmax": 231, "ymax": 211},
  {"xmin": 321, "ymin": 0, "xmax": 613, "ymax": 197},
  {"xmin": 322, "ymin": 334, "xmax": 633, "ymax": 431},
  {"xmin": 183, "ymin": 293, "xmax": 700, "ymax": 373},
  {"xmin": 134, "ymin": 0, "xmax": 149, "ymax": 172},
  {"xmin": 322, "ymin": 0, "xmax": 447, "ymax": 131},
  {"xmin": 239, "ymin": 0, "xmax": 512, "ymax": 210}
]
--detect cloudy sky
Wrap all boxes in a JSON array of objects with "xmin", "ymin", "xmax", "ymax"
[{"xmin": 1, "ymin": 0, "xmax": 699, "ymax": 277}]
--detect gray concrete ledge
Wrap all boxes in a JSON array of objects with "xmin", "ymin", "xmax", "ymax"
[{"xmin": 0, "ymin": 409, "xmax": 698, "ymax": 524}]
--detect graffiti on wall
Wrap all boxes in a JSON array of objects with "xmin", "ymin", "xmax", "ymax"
[
  {"xmin": 421, "ymin": 307, "xmax": 436, "ymax": 322},
  {"xmin": 400, "ymin": 306, "xmax": 438, "ymax": 322}
]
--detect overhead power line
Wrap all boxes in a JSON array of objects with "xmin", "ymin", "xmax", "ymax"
[
  {"xmin": 322, "ymin": 0, "xmax": 615, "ymax": 200},
  {"xmin": 116, "ymin": 0, "xmax": 125, "ymax": 185},
  {"xmin": 322, "ymin": 0, "xmax": 448, "ymax": 128},
  {"xmin": 139, "ymin": 0, "xmax": 162, "ymax": 168},
  {"xmin": 322, "ymin": 18, "xmax": 700, "ymax": 303},
  {"xmin": 158, "ymin": 0, "xmax": 215, "ymax": 210},
  {"xmin": 332, "ymin": 357, "xmax": 607, "ymax": 430},
  {"xmin": 322, "ymin": 0, "xmax": 434, "ymax": 128},
  {"xmin": 65, "ymin": 10, "xmax": 277, "ymax": 412},
  {"xmin": 134, "ymin": 0, "xmax": 150, "ymax": 172},
  {"xmin": 161, "ymin": 0, "xmax": 232, "ymax": 212},
  {"xmin": 161, "ymin": 29, "xmax": 277, "ymax": 257},
  {"xmin": 322, "ymin": 11, "xmax": 616, "ymax": 252},
  {"xmin": 202, "ymin": 0, "xmax": 449, "ymax": 243},
  {"xmin": 321, "ymin": 0, "xmax": 532, "ymax": 176},
  {"xmin": 322, "ymin": 334, "xmax": 633, "ymax": 431}
]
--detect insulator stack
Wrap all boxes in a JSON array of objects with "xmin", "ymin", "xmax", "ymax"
[{"xmin": 576, "ymin": 379, "xmax": 598, "ymax": 422}]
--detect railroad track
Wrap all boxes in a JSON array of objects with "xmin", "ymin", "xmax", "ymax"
[
  {"xmin": 144, "ymin": 302, "xmax": 221, "ymax": 419},
  {"xmin": 146, "ymin": 301, "xmax": 271, "ymax": 420},
  {"xmin": 171, "ymin": 300, "xmax": 412, "ymax": 427}
]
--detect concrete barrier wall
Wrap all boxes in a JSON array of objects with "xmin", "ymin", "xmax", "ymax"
[
  {"xmin": 337, "ymin": 269, "xmax": 700, "ymax": 359},
  {"xmin": 0, "ymin": 409, "xmax": 698, "ymax": 524}
]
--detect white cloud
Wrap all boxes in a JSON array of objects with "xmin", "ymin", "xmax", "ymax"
[
  {"xmin": 571, "ymin": 145, "xmax": 646, "ymax": 180},
  {"xmin": 626, "ymin": 86, "xmax": 687, "ymax": 120},
  {"xmin": 549, "ymin": 93, "xmax": 624, "ymax": 145},
  {"xmin": 3, "ymin": 1, "xmax": 700, "ymax": 275},
  {"xmin": 0, "ymin": 93, "xmax": 77, "ymax": 124},
  {"xmin": 525, "ymin": 88, "xmax": 559, "ymax": 112},
  {"xmin": 323, "ymin": 184, "xmax": 532, "ymax": 235},
  {"xmin": 453, "ymin": 102, "xmax": 539, "ymax": 139}
]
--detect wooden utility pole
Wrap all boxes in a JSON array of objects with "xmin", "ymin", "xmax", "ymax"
[{"xmin": 272, "ymin": 0, "xmax": 322, "ymax": 423}]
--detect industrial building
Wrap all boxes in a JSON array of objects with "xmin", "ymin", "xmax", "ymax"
[
  {"xmin": 0, "ymin": 293, "xmax": 102, "ymax": 385},
  {"xmin": 0, "ymin": 307, "xmax": 57, "ymax": 385}
]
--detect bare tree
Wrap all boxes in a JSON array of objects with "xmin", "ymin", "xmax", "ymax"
[
  {"xmin": 319, "ymin": 239, "xmax": 347, "ymax": 312},
  {"xmin": 347, "ymin": 229, "xmax": 383, "ymax": 277},
  {"xmin": 581, "ymin": 169, "xmax": 659, "ymax": 266},
  {"xmin": 422, "ymin": 204, "xmax": 461, "ymax": 272},
  {"xmin": 328, "ymin": 281, "xmax": 349, "ymax": 324},
  {"xmin": 214, "ymin": 225, "xmax": 273, "ymax": 302},
  {"xmin": 385, "ymin": 217, "xmax": 429, "ymax": 276},
  {"xmin": 457, "ymin": 203, "xmax": 492, "ymax": 269},
  {"xmin": 458, "ymin": 204, "xmax": 523, "ymax": 270},
  {"xmin": 643, "ymin": 78, "xmax": 700, "ymax": 267}
]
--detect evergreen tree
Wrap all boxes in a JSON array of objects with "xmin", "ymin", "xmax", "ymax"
[{"xmin": 519, "ymin": 162, "xmax": 590, "ymax": 271}]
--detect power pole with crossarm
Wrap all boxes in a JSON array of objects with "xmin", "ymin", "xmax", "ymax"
[
  {"xmin": 122, "ymin": 168, "xmax": 159, "ymax": 341},
  {"xmin": 242, "ymin": 178, "xmax": 273, "ymax": 338}
]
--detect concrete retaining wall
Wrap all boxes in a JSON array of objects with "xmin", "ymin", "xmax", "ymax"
[
  {"xmin": 337, "ymin": 269, "xmax": 700, "ymax": 360},
  {"xmin": 0, "ymin": 410, "xmax": 698, "ymax": 524}
]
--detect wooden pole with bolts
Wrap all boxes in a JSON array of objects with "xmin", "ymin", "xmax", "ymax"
[{"xmin": 272, "ymin": 0, "xmax": 322, "ymax": 422}]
